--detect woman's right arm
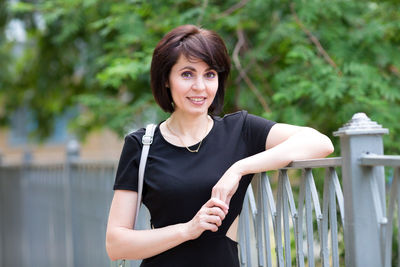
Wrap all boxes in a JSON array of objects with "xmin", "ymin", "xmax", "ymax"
[{"xmin": 106, "ymin": 190, "xmax": 228, "ymax": 261}]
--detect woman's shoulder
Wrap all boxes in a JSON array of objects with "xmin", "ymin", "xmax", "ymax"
[
  {"xmin": 124, "ymin": 127, "xmax": 146, "ymax": 146},
  {"xmin": 213, "ymin": 110, "xmax": 248, "ymax": 122},
  {"xmin": 213, "ymin": 110, "xmax": 276, "ymax": 133},
  {"xmin": 210, "ymin": 111, "xmax": 249, "ymax": 135}
]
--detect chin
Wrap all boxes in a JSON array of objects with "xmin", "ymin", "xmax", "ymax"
[{"xmin": 183, "ymin": 107, "xmax": 209, "ymax": 117}]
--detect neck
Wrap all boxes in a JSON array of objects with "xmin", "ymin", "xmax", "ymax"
[{"xmin": 168, "ymin": 111, "xmax": 210, "ymax": 138}]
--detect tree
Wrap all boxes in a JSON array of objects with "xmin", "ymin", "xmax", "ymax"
[{"xmin": 1, "ymin": 0, "xmax": 400, "ymax": 154}]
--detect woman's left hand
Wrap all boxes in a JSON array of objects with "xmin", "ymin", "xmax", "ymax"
[{"xmin": 211, "ymin": 163, "xmax": 243, "ymax": 207}]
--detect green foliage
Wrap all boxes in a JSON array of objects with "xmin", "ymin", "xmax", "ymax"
[{"xmin": 1, "ymin": 0, "xmax": 400, "ymax": 155}]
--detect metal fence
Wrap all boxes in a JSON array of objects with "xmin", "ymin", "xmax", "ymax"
[
  {"xmin": 1, "ymin": 112, "xmax": 399, "ymax": 267},
  {"xmin": 238, "ymin": 158, "xmax": 344, "ymax": 267}
]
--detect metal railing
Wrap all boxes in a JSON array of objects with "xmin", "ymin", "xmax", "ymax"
[
  {"xmin": 359, "ymin": 154, "xmax": 400, "ymax": 267},
  {"xmin": 1, "ymin": 112, "xmax": 399, "ymax": 267},
  {"xmin": 0, "ymin": 161, "xmax": 117, "ymax": 267},
  {"xmin": 238, "ymin": 158, "xmax": 344, "ymax": 267}
]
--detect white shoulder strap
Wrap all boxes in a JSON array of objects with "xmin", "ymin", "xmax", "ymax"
[{"xmin": 134, "ymin": 124, "xmax": 157, "ymax": 227}]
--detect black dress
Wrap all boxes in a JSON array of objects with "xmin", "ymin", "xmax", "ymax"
[{"xmin": 113, "ymin": 110, "xmax": 276, "ymax": 267}]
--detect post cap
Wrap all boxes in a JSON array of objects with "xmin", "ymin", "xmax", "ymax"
[
  {"xmin": 66, "ymin": 138, "xmax": 80, "ymax": 160},
  {"xmin": 333, "ymin": 112, "xmax": 389, "ymax": 136},
  {"xmin": 22, "ymin": 148, "xmax": 33, "ymax": 165}
]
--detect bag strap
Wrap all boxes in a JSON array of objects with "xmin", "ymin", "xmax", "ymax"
[{"xmin": 134, "ymin": 123, "xmax": 157, "ymax": 227}]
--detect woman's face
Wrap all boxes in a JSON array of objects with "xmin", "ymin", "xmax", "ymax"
[{"xmin": 168, "ymin": 54, "xmax": 218, "ymax": 117}]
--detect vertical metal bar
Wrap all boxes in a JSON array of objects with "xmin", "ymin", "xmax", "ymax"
[
  {"xmin": 309, "ymin": 171, "xmax": 322, "ymax": 222},
  {"xmin": 243, "ymin": 191, "xmax": 253, "ymax": 267},
  {"xmin": 383, "ymin": 169, "xmax": 395, "ymax": 267},
  {"xmin": 21, "ymin": 164, "xmax": 32, "ymax": 266},
  {"xmin": 239, "ymin": 211, "xmax": 247, "ymax": 266},
  {"xmin": 332, "ymin": 170, "xmax": 344, "ymax": 227},
  {"xmin": 297, "ymin": 171, "xmax": 306, "ymax": 267},
  {"xmin": 321, "ymin": 169, "xmax": 330, "ymax": 267},
  {"xmin": 255, "ymin": 175, "xmax": 265, "ymax": 267},
  {"xmin": 63, "ymin": 161, "xmax": 74, "ymax": 267},
  {"xmin": 395, "ymin": 168, "xmax": 400, "ymax": 267},
  {"xmin": 283, "ymin": 172, "xmax": 297, "ymax": 218},
  {"xmin": 304, "ymin": 169, "xmax": 315, "ymax": 267},
  {"xmin": 275, "ymin": 171, "xmax": 284, "ymax": 267},
  {"xmin": 47, "ymin": 166, "xmax": 57, "ymax": 267},
  {"xmin": 308, "ymin": 169, "xmax": 323, "ymax": 266},
  {"xmin": 281, "ymin": 170, "xmax": 292, "ymax": 266},
  {"xmin": 245, "ymin": 182, "xmax": 260, "ymax": 266},
  {"xmin": 0, "ymin": 167, "xmax": 3, "ymax": 267},
  {"xmin": 248, "ymin": 185, "xmax": 258, "ymax": 221},
  {"xmin": 261, "ymin": 173, "xmax": 273, "ymax": 267},
  {"xmin": 262, "ymin": 173, "xmax": 276, "ymax": 230},
  {"xmin": 329, "ymin": 168, "xmax": 340, "ymax": 267},
  {"xmin": 282, "ymin": 170, "xmax": 300, "ymax": 267},
  {"xmin": 368, "ymin": 166, "xmax": 387, "ymax": 266}
]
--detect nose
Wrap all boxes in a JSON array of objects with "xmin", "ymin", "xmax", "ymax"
[{"xmin": 192, "ymin": 77, "xmax": 206, "ymax": 91}]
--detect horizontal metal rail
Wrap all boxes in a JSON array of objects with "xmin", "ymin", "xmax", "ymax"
[
  {"xmin": 0, "ymin": 157, "xmax": 344, "ymax": 170},
  {"xmin": 359, "ymin": 154, "xmax": 400, "ymax": 167},
  {"xmin": 0, "ymin": 163, "xmax": 64, "ymax": 169},
  {"xmin": 284, "ymin": 157, "xmax": 342, "ymax": 169},
  {"xmin": 0, "ymin": 159, "xmax": 116, "ymax": 168}
]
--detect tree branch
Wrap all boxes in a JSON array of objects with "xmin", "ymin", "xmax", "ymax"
[
  {"xmin": 389, "ymin": 64, "xmax": 400, "ymax": 77},
  {"xmin": 232, "ymin": 28, "xmax": 271, "ymax": 113},
  {"xmin": 216, "ymin": 0, "xmax": 250, "ymax": 19},
  {"xmin": 196, "ymin": 0, "xmax": 209, "ymax": 26},
  {"xmin": 290, "ymin": 3, "xmax": 342, "ymax": 75}
]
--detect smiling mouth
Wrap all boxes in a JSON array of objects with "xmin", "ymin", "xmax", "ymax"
[{"xmin": 187, "ymin": 97, "xmax": 206, "ymax": 103}]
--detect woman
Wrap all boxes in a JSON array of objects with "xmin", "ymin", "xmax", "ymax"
[{"xmin": 106, "ymin": 24, "xmax": 333, "ymax": 266}]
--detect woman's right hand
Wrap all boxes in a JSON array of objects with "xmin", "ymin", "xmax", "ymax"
[{"xmin": 184, "ymin": 197, "xmax": 229, "ymax": 240}]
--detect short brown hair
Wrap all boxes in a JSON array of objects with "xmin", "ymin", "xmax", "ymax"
[{"xmin": 150, "ymin": 24, "xmax": 230, "ymax": 114}]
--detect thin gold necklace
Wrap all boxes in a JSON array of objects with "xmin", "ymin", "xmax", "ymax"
[{"xmin": 166, "ymin": 117, "xmax": 210, "ymax": 153}]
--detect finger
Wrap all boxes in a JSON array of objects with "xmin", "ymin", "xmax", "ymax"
[
  {"xmin": 199, "ymin": 219, "xmax": 219, "ymax": 232},
  {"xmin": 207, "ymin": 202, "xmax": 228, "ymax": 216},
  {"xmin": 203, "ymin": 222, "xmax": 219, "ymax": 232},
  {"xmin": 207, "ymin": 207, "xmax": 226, "ymax": 220},
  {"xmin": 206, "ymin": 197, "xmax": 229, "ymax": 212},
  {"xmin": 212, "ymin": 187, "xmax": 230, "ymax": 206},
  {"xmin": 206, "ymin": 214, "xmax": 222, "ymax": 227},
  {"xmin": 217, "ymin": 193, "xmax": 229, "ymax": 210}
]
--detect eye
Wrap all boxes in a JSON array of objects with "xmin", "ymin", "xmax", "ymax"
[
  {"xmin": 181, "ymin": 71, "xmax": 193, "ymax": 78},
  {"xmin": 205, "ymin": 71, "xmax": 217, "ymax": 79}
]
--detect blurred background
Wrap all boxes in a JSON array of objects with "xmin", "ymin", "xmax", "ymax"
[
  {"xmin": 0, "ymin": 0, "xmax": 399, "ymax": 266},
  {"xmin": 1, "ymin": 0, "xmax": 400, "ymax": 162}
]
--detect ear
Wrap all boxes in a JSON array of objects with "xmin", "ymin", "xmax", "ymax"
[{"xmin": 165, "ymin": 81, "xmax": 169, "ymax": 88}]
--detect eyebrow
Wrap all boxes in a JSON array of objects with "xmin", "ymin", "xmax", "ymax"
[{"xmin": 178, "ymin": 66, "xmax": 214, "ymax": 72}]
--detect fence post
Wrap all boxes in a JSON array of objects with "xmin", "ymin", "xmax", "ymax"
[
  {"xmin": 64, "ymin": 138, "xmax": 80, "ymax": 267},
  {"xmin": 22, "ymin": 147, "xmax": 33, "ymax": 165},
  {"xmin": 0, "ymin": 149, "xmax": 2, "ymax": 267},
  {"xmin": 333, "ymin": 113, "xmax": 388, "ymax": 267},
  {"xmin": 67, "ymin": 139, "xmax": 80, "ymax": 161}
]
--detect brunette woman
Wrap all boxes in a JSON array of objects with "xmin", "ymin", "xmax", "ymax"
[{"xmin": 106, "ymin": 24, "xmax": 334, "ymax": 266}]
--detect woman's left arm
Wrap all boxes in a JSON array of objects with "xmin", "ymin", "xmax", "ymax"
[{"xmin": 212, "ymin": 123, "xmax": 334, "ymax": 206}]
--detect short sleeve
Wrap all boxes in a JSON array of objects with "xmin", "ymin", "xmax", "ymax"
[
  {"xmin": 113, "ymin": 134, "xmax": 142, "ymax": 191},
  {"xmin": 242, "ymin": 111, "xmax": 276, "ymax": 156}
]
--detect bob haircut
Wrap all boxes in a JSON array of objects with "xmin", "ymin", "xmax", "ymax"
[{"xmin": 150, "ymin": 24, "xmax": 231, "ymax": 115}]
